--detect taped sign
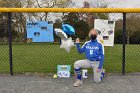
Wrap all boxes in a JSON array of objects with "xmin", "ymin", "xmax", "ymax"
[{"xmin": 94, "ymin": 19, "xmax": 115, "ymax": 46}]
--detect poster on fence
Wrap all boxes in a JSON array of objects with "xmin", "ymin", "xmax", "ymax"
[
  {"xmin": 94, "ymin": 19, "xmax": 115, "ymax": 46},
  {"xmin": 57, "ymin": 65, "xmax": 71, "ymax": 78}
]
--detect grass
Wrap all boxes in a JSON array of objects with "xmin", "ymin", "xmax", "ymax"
[{"xmin": 0, "ymin": 43, "xmax": 140, "ymax": 74}]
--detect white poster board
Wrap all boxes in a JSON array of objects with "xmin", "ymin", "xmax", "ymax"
[{"xmin": 94, "ymin": 19, "xmax": 115, "ymax": 46}]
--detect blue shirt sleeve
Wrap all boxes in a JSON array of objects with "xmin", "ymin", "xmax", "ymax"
[
  {"xmin": 75, "ymin": 43, "xmax": 86, "ymax": 54},
  {"xmin": 98, "ymin": 44, "xmax": 105, "ymax": 70}
]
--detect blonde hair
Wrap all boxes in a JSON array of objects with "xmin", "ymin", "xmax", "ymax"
[{"xmin": 88, "ymin": 29, "xmax": 97, "ymax": 37}]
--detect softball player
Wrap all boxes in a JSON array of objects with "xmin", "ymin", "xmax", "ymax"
[{"xmin": 74, "ymin": 29, "xmax": 104, "ymax": 87}]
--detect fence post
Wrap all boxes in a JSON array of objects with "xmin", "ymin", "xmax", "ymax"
[
  {"xmin": 122, "ymin": 13, "xmax": 126, "ymax": 75},
  {"xmin": 8, "ymin": 12, "xmax": 13, "ymax": 76}
]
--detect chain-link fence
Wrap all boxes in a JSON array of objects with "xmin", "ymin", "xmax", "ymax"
[
  {"xmin": 0, "ymin": 12, "xmax": 140, "ymax": 75},
  {"xmin": 125, "ymin": 13, "xmax": 140, "ymax": 73},
  {"xmin": 0, "ymin": 13, "xmax": 9, "ymax": 74}
]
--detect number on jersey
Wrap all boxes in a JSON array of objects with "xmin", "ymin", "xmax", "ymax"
[{"xmin": 90, "ymin": 50, "xmax": 93, "ymax": 55}]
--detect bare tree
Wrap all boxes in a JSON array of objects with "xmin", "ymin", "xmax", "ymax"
[{"xmin": 78, "ymin": 0, "xmax": 109, "ymax": 28}]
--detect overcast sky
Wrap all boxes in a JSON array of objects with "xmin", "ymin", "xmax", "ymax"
[
  {"xmin": 109, "ymin": 0, "xmax": 140, "ymax": 8},
  {"xmin": 46, "ymin": 0, "xmax": 140, "ymax": 21},
  {"xmin": 71, "ymin": 0, "xmax": 140, "ymax": 8}
]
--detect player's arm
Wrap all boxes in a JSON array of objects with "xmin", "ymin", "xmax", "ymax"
[
  {"xmin": 98, "ymin": 44, "xmax": 105, "ymax": 70},
  {"xmin": 75, "ymin": 38, "xmax": 86, "ymax": 54}
]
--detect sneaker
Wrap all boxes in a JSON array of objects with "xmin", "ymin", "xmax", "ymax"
[{"xmin": 73, "ymin": 79, "xmax": 83, "ymax": 87}]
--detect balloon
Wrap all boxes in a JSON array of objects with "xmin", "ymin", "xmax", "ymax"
[
  {"xmin": 54, "ymin": 28, "xmax": 75, "ymax": 53},
  {"xmin": 60, "ymin": 37, "xmax": 75, "ymax": 53},
  {"xmin": 54, "ymin": 28, "xmax": 68, "ymax": 39},
  {"xmin": 62, "ymin": 24, "xmax": 75, "ymax": 35}
]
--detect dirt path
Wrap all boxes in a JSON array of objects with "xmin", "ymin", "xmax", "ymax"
[{"xmin": 0, "ymin": 74, "xmax": 139, "ymax": 93}]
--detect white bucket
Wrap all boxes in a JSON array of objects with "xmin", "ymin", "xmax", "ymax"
[{"xmin": 82, "ymin": 69, "xmax": 88, "ymax": 78}]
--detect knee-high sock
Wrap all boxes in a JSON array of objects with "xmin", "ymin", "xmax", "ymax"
[{"xmin": 74, "ymin": 68, "xmax": 82, "ymax": 80}]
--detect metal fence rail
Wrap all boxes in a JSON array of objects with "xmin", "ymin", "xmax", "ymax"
[{"xmin": 0, "ymin": 8, "xmax": 140, "ymax": 13}]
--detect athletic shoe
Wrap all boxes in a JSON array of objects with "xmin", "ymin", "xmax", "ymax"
[{"xmin": 73, "ymin": 79, "xmax": 83, "ymax": 87}]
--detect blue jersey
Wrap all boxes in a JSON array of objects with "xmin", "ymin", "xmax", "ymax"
[{"xmin": 76, "ymin": 39, "xmax": 104, "ymax": 70}]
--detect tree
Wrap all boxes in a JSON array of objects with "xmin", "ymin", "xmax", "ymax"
[
  {"xmin": 125, "ymin": 13, "xmax": 140, "ymax": 44},
  {"xmin": 78, "ymin": 0, "xmax": 109, "ymax": 28},
  {"xmin": 62, "ymin": 13, "xmax": 90, "ymax": 40},
  {"xmin": 115, "ymin": 13, "xmax": 140, "ymax": 44},
  {"xmin": 0, "ymin": 0, "xmax": 73, "ymax": 42},
  {"xmin": 56, "ymin": 0, "xmax": 109, "ymax": 41},
  {"xmin": 24, "ymin": 0, "xmax": 72, "ymax": 21},
  {"xmin": 0, "ymin": 0, "xmax": 23, "ymax": 41}
]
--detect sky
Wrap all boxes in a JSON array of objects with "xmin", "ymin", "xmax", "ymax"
[
  {"xmin": 108, "ymin": 0, "xmax": 140, "ymax": 8},
  {"xmin": 70, "ymin": 0, "xmax": 140, "ymax": 20},
  {"xmin": 37, "ymin": 0, "xmax": 140, "ymax": 21},
  {"xmin": 71, "ymin": 0, "xmax": 140, "ymax": 8}
]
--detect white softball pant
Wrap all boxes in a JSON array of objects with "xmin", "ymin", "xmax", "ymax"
[{"xmin": 74, "ymin": 59, "xmax": 102, "ymax": 83}]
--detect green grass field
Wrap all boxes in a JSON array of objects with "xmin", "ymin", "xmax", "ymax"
[{"xmin": 0, "ymin": 43, "xmax": 140, "ymax": 74}]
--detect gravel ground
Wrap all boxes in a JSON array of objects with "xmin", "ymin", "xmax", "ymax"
[{"xmin": 0, "ymin": 74, "xmax": 139, "ymax": 93}]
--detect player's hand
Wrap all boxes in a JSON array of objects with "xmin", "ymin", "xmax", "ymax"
[
  {"xmin": 76, "ymin": 38, "xmax": 80, "ymax": 43},
  {"xmin": 97, "ymin": 69, "xmax": 101, "ymax": 72}
]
